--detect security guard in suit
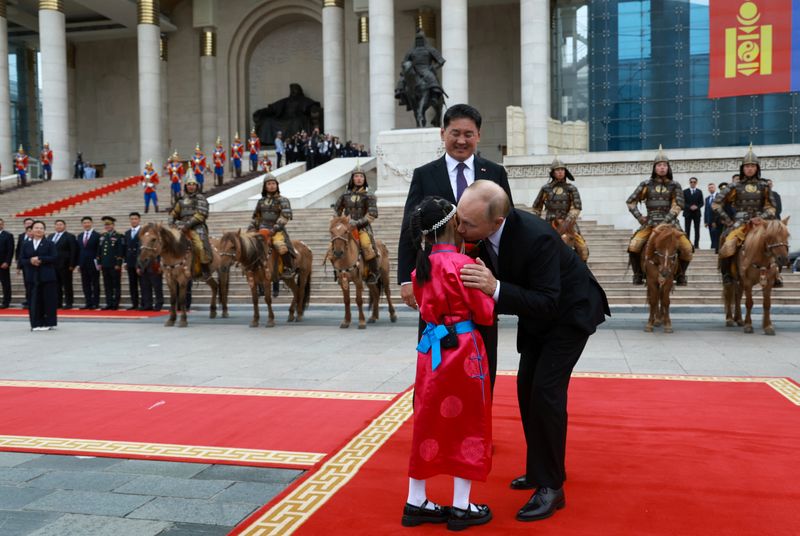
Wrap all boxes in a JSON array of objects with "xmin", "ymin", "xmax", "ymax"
[{"xmin": 96, "ymin": 216, "xmax": 124, "ymax": 309}]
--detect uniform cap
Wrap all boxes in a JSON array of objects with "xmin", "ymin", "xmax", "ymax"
[
  {"xmin": 216, "ymin": 136, "xmax": 222, "ymax": 146},
  {"xmin": 653, "ymin": 144, "xmax": 669, "ymax": 164},
  {"xmin": 550, "ymin": 152, "xmax": 566, "ymax": 171},
  {"xmin": 101, "ymin": 216, "xmax": 116, "ymax": 224},
  {"xmin": 195, "ymin": 143, "xmax": 202, "ymax": 152},
  {"xmin": 742, "ymin": 143, "xmax": 759, "ymax": 166}
]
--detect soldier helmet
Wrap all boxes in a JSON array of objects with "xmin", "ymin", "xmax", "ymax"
[
  {"xmin": 739, "ymin": 143, "xmax": 761, "ymax": 179},
  {"xmin": 195, "ymin": 144, "xmax": 202, "ymax": 152},
  {"xmin": 145, "ymin": 160, "xmax": 153, "ymax": 169},
  {"xmin": 43, "ymin": 142, "xmax": 50, "ymax": 149},
  {"xmin": 548, "ymin": 153, "xmax": 574, "ymax": 181},
  {"xmin": 250, "ymin": 128, "xmax": 257, "ymax": 136},
  {"xmin": 262, "ymin": 173, "xmax": 280, "ymax": 195},
  {"xmin": 653, "ymin": 144, "xmax": 669, "ymax": 164},
  {"xmin": 17, "ymin": 145, "xmax": 24, "ymax": 153},
  {"xmin": 348, "ymin": 162, "xmax": 369, "ymax": 189},
  {"xmin": 216, "ymin": 136, "xmax": 222, "ymax": 147},
  {"xmin": 172, "ymin": 150, "xmax": 179, "ymax": 160},
  {"xmin": 234, "ymin": 132, "xmax": 240, "ymax": 142}
]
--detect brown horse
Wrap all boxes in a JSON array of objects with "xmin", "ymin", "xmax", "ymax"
[
  {"xmin": 555, "ymin": 217, "xmax": 588, "ymax": 261},
  {"xmin": 137, "ymin": 222, "xmax": 224, "ymax": 327},
  {"xmin": 723, "ymin": 217, "xmax": 790, "ymax": 335},
  {"xmin": 326, "ymin": 216, "xmax": 397, "ymax": 329},
  {"xmin": 267, "ymin": 239, "xmax": 313, "ymax": 323},
  {"xmin": 642, "ymin": 224, "xmax": 683, "ymax": 333},
  {"xmin": 218, "ymin": 230, "xmax": 274, "ymax": 327}
]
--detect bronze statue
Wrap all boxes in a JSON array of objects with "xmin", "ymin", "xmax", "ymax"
[
  {"xmin": 252, "ymin": 84, "xmax": 323, "ymax": 143},
  {"xmin": 395, "ymin": 29, "xmax": 447, "ymax": 128}
]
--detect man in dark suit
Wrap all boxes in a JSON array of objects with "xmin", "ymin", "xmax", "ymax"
[
  {"xmin": 49, "ymin": 219, "xmax": 78, "ymax": 308},
  {"xmin": 398, "ymin": 104, "xmax": 514, "ymax": 389},
  {"xmin": 767, "ymin": 180, "xmax": 782, "ymax": 218},
  {"xmin": 97, "ymin": 216, "xmax": 124, "ymax": 310},
  {"xmin": 123, "ymin": 212, "xmax": 142, "ymax": 310},
  {"xmin": 683, "ymin": 176, "xmax": 703, "ymax": 249},
  {"xmin": 20, "ymin": 220, "xmax": 58, "ymax": 330},
  {"xmin": 0, "ymin": 217, "xmax": 14, "ymax": 308},
  {"xmin": 76, "ymin": 216, "xmax": 101, "ymax": 309},
  {"xmin": 15, "ymin": 217, "xmax": 34, "ymax": 308},
  {"xmin": 704, "ymin": 182, "xmax": 721, "ymax": 253},
  {"xmin": 458, "ymin": 181, "xmax": 609, "ymax": 523}
]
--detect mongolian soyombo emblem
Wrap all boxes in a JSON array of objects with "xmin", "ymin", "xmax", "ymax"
[{"xmin": 725, "ymin": 1, "xmax": 772, "ymax": 78}]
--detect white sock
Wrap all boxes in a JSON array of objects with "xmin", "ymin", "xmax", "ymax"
[
  {"xmin": 453, "ymin": 477, "xmax": 472, "ymax": 510},
  {"xmin": 407, "ymin": 478, "xmax": 428, "ymax": 508}
]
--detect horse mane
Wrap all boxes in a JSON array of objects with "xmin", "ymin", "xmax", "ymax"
[
  {"xmin": 645, "ymin": 224, "xmax": 679, "ymax": 257},
  {"xmin": 556, "ymin": 218, "xmax": 575, "ymax": 236},
  {"xmin": 330, "ymin": 215, "xmax": 349, "ymax": 229},
  {"xmin": 741, "ymin": 219, "xmax": 789, "ymax": 268},
  {"xmin": 238, "ymin": 230, "xmax": 265, "ymax": 265}
]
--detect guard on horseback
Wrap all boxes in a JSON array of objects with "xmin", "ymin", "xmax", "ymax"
[
  {"xmin": 712, "ymin": 145, "xmax": 779, "ymax": 286},
  {"xmin": 168, "ymin": 174, "xmax": 213, "ymax": 280},
  {"xmin": 626, "ymin": 145, "xmax": 693, "ymax": 286},
  {"xmin": 249, "ymin": 174, "xmax": 296, "ymax": 278},
  {"xmin": 532, "ymin": 155, "xmax": 589, "ymax": 262},
  {"xmin": 334, "ymin": 166, "xmax": 380, "ymax": 284},
  {"xmin": 395, "ymin": 28, "xmax": 447, "ymax": 128}
]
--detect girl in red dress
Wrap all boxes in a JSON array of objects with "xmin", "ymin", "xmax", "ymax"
[{"xmin": 401, "ymin": 197, "xmax": 495, "ymax": 531}]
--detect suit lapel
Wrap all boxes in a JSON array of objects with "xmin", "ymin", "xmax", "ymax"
[
  {"xmin": 435, "ymin": 156, "xmax": 456, "ymax": 203},
  {"xmin": 496, "ymin": 210, "xmax": 518, "ymax": 276},
  {"xmin": 473, "ymin": 156, "xmax": 491, "ymax": 181}
]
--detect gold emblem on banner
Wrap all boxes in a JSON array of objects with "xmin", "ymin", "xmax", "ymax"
[
  {"xmin": 655, "ymin": 185, "xmax": 667, "ymax": 193},
  {"xmin": 745, "ymin": 183, "xmax": 758, "ymax": 192},
  {"xmin": 725, "ymin": 2, "xmax": 773, "ymax": 78}
]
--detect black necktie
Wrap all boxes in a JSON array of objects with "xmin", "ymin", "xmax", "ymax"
[{"xmin": 485, "ymin": 241, "xmax": 499, "ymax": 274}]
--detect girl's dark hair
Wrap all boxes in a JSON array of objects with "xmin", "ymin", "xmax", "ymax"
[{"xmin": 411, "ymin": 196, "xmax": 455, "ymax": 285}]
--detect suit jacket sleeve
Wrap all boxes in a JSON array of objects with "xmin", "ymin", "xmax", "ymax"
[
  {"xmin": 68, "ymin": 233, "xmax": 78, "ymax": 267},
  {"xmin": 1, "ymin": 234, "xmax": 13, "ymax": 265},
  {"xmin": 397, "ymin": 167, "xmax": 425, "ymax": 284},
  {"xmin": 496, "ymin": 231, "xmax": 560, "ymax": 321}
]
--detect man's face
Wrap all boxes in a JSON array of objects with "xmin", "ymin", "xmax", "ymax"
[
  {"xmin": 104, "ymin": 221, "xmax": 114, "ymax": 232},
  {"xmin": 456, "ymin": 193, "xmax": 502, "ymax": 242},
  {"xmin": 31, "ymin": 223, "xmax": 45, "ymax": 239},
  {"xmin": 654, "ymin": 162, "xmax": 669, "ymax": 177},
  {"xmin": 442, "ymin": 118, "xmax": 481, "ymax": 161},
  {"xmin": 55, "ymin": 221, "xmax": 66, "ymax": 233},
  {"xmin": 768, "ymin": 180, "xmax": 774, "ymax": 189},
  {"xmin": 352, "ymin": 173, "xmax": 365, "ymax": 187},
  {"xmin": 130, "ymin": 215, "xmax": 140, "ymax": 228},
  {"xmin": 689, "ymin": 179, "xmax": 697, "ymax": 189},
  {"xmin": 266, "ymin": 181, "xmax": 278, "ymax": 193},
  {"xmin": 553, "ymin": 168, "xmax": 566, "ymax": 181},
  {"xmin": 708, "ymin": 184, "xmax": 716, "ymax": 194},
  {"xmin": 186, "ymin": 183, "xmax": 197, "ymax": 194},
  {"xmin": 732, "ymin": 175, "xmax": 740, "ymax": 184},
  {"xmin": 82, "ymin": 220, "xmax": 92, "ymax": 231},
  {"xmin": 743, "ymin": 164, "xmax": 757, "ymax": 178}
]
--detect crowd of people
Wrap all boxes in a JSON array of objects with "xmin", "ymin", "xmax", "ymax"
[{"xmin": 277, "ymin": 128, "xmax": 369, "ymax": 171}]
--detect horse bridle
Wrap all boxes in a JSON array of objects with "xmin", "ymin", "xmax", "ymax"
[{"xmin": 329, "ymin": 227, "xmax": 359, "ymax": 277}]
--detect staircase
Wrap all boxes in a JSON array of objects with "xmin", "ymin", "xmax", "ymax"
[{"xmin": 2, "ymin": 180, "xmax": 798, "ymax": 308}]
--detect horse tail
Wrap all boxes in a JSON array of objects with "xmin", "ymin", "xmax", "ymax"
[{"xmin": 303, "ymin": 270, "xmax": 311, "ymax": 310}]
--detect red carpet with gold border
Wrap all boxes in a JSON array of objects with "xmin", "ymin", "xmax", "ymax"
[
  {"xmin": 0, "ymin": 308, "xmax": 169, "ymax": 319},
  {"xmin": 230, "ymin": 373, "xmax": 800, "ymax": 535}
]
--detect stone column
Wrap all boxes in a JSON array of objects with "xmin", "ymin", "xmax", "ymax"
[
  {"xmin": 521, "ymin": 0, "xmax": 549, "ymax": 155},
  {"xmin": 199, "ymin": 28, "xmax": 217, "ymax": 155},
  {"xmin": 368, "ymin": 0, "xmax": 394, "ymax": 151},
  {"xmin": 67, "ymin": 43, "xmax": 77, "ymax": 167},
  {"xmin": 0, "ymin": 2, "xmax": 11, "ymax": 176},
  {"xmin": 323, "ymin": 0, "xmax": 345, "ymax": 138},
  {"xmin": 357, "ymin": 14, "xmax": 370, "ymax": 148},
  {"xmin": 440, "ymin": 0, "xmax": 468, "ymax": 106},
  {"xmin": 138, "ymin": 0, "xmax": 163, "ymax": 169},
  {"xmin": 39, "ymin": 0, "xmax": 69, "ymax": 179},
  {"xmin": 160, "ymin": 33, "xmax": 170, "ymax": 152}
]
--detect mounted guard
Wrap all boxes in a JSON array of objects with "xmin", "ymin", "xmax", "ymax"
[
  {"xmin": 168, "ymin": 173, "xmax": 213, "ymax": 280},
  {"xmin": 532, "ymin": 155, "xmax": 589, "ymax": 261},
  {"xmin": 249, "ymin": 174, "xmax": 296, "ymax": 278},
  {"xmin": 334, "ymin": 166, "xmax": 380, "ymax": 283},
  {"xmin": 626, "ymin": 145, "xmax": 693, "ymax": 286},
  {"xmin": 395, "ymin": 28, "xmax": 447, "ymax": 128},
  {"xmin": 712, "ymin": 144, "xmax": 780, "ymax": 286}
]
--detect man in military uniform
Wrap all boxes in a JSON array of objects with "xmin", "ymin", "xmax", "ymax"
[
  {"xmin": 142, "ymin": 160, "xmax": 159, "ymax": 213},
  {"xmin": 96, "ymin": 216, "xmax": 124, "ymax": 310},
  {"xmin": 213, "ymin": 137, "xmax": 226, "ymax": 187},
  {"xmin": 248, "ymin": 129, "xmax": 261, "ymax": 172},
  {"xmin": 166, "ymin": 152, "xmax": 184, "ymax": 205},
  {"xmin": 168, "ymin": 174, "xmax": 213, "ymax": 279},
  {"xmin": 40, "ymin": 142, "xmax": 53, "ymax": 181},
  {"xmin": 231, "ymin": 133, "xmax": 245, "ymax": 179},
  {"xmin": 249, "ymin": 174, "xmax": 295, "ymax": 278},
  {"xmin": 334, "ymin": 167, "xmax": 380, "ymax": 283},
  {"xmin": 626, "ymin": 146, "xmax": 693, "ymax": 285},
  {"xmin": 532, "ymin": 156, "xmax": 589, "ymax": 262},
  {"xmin": 15, "ymin": 145, "xmax": 29, "ymax": 187},
  {"xmin": 712, "ymin": 145, "xmax": 779, "ymax": 286},
  {"xmin": 191, "ymin": 144, "xmax": 207, "ymax": 191}
]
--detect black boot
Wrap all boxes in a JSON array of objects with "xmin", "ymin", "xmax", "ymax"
[
  {"xmin": 281, "ymin": 253, "xmax": 295, "ymax": 278},
  {"xmin": 719, "ymin": 257, "xmax": 734, "ymax": 284},
  {"xmin": 365, "ymin": 257, "xmax": 380, "ymax": 284},
  {"xmin": 629, "ymin": 252, "xmax": 644, "ymax": 285},
  {"xmin": 675, "ymin": 259, "xmax": 690, "ymax": 286},
  {"xmin": 201, "ymin": 263, "xmax": 212, "ymax": 281},
  {"xmin": 774, "ymin": 269, "xmax": 784, "ymax": 288}
]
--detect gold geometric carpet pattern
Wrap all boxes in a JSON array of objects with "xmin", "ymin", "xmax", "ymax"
[
  {"xmin": 0, "ymin": 435, "xmax": 324, "ymax": 466},
  {"xmin": 0, "ymin": 380, "xmax": 395, "ymax": 401}
]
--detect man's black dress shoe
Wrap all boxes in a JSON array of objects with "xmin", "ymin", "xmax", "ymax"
[
  {"xmin": 401, "ymin": 500, "xmax": 449, "ymax": 527},
  {"xmin": 510, "ymin": 475, "xmax": 536, "ymax": 490},
  {"xmin": 516, "ymin": 487, "xmax": 565, "ymax": 522},
  {"xmin": 79, "ymin": 305, "xmax": 91, "ymax": 310},
  {"xmin": 101, "ymin": 306, "xmax": 112, "ymax": 310},
  {"xmin": 447, "ymin": 504, "xmax": 492, "ymax": 531}
]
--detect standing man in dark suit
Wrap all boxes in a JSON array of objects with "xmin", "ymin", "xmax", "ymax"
[
  {"xmin": 398, "ymin": 104, "xmax": 514, "ymax": 388},
  {"xmin": 0, "ymin": 217, "xmax": 14, "ymax": 308},
  {"xmin": 123, "ymin": 212, "xmax": 142, "ymax": 310},
  {"xmin": 97, "ymin": 216, "xmax": 124, "ymax": 310},
  {"xmin": 458, "ymin": 181, "xmax": 609, "ymax": 523},
  {"xmin": 683, "ymin": 176, "xmax": 703, "ymax": 249},
  {"xmin": 48, "ymin": 219, "xmax": 78, "ymax": 308},
  {"xmin": 138, "ymin": 255, "xmax": 164, "ymax": 311},
  {"xmin": 704, "ymin": 182, "xmax": 721, "ymax": 253},
  {"xmin": 15, "ymin": 217, "xmax": 34, "ymax": 308},
  {"xmin": 20, "ymin": 220, "xmax": 58, "ymax": 330},
  {"xmin": 76, "ymin": 216, "xmax": 101, "ymax": 309},
  {"xmin": 767, "ymin": 180, "xmax": 782, "ymax": 218}
]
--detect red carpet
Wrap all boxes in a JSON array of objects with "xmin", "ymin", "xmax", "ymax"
[
  {"xmin": 0, "ymin": 381, "xmax": 397, "ymax": 469},
  {"xmin": 233, "ymin": 374, "xmax": 800, "ymax": 535},
  {"xmin": 15, "ymin": 175, "xmax": 142, "ymax": 217},
  {"xmin": 0, "ymin": 308, "xmax": 168, "ymax": 319}
]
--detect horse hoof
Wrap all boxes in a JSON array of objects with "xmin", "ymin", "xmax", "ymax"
[
  {"xmin": 764, "ymin": 326, "xmax": 775, "ymax": 336},
  {"xmin": 644, "ymin": 325, "xmax": 653, "ymax": 332},
  {"xmin": 249, "ymin": 321, "xmax": 259, "ymax": 328},
  {"xmin": 664, "ymin": 327, "xmax": 674, "ymax": 334},
  {"xmin": 743, "ymin": 325, "xmax": 754, "ymax": 334},
  {"xmin": 209, "ymin": 311, "xmax": 217, "ymax": 319},
  {"xmin": 653, "ymin": 321, "xmax": 662, "ymax": 327},
  {"xmin": 266, "ymin": 320, "xmax": 275, "ymax": 328},
  {"xmin": 287, "ymin": 316, "xmax": 295, "ymax": 323},
  {"xmin": 164, "ymin": 320, "xmax": 175, "ymax": 327},
  {"xmin": 736, "ymin": 320, "xmax": 744, "ymax": 327},
  {"xmin": 222, "ymin": 311, "xmax": 230, "ymax": 319},
  {"xmin": 367, "ymin": 318, "xmax": 376, "ymax": 324},
  {"xmin": 725, "ymin": 320, "xmax": 734, "ymax": 327},
  {"xmin": 340, "ymin": 322, "xmax": 350, "ymax": 329},
  {"xmin": 390, "ymin": 315, "xmax": 398, "ymax": 323},
  {"xmin": 178, "ymin": 321, "xmax": 188, "ymax": 328},
  {"xmin": 358, "ymin": 323, "xmax": 366, "ymax": 330}
]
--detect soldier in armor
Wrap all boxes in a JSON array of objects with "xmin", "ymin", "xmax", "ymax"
[
  {"xmin": 231, "ymin": 132, "xmax": 245, "ymax": 179},
  {"xmin": 166, "ymin": 151, "xmax": 184, "ymax": 205},
  {"xmin": 532, "ymin": 156, "xmax": 589, "ymax": 262},
  {"xmin": 191, "ymin": 144, "xmax": 207, "ymax": 190},
  {"xmin": 248, "ymin": 128, "xmax": 261, "ymax": 172},
  {"xmin": 626, "ymin": 145, "xmax": 693, "ymax": 285},
  {"xmin": 334, "ymin": 167, "xmax": 380, "ymax": 283},
  {"xmin": 142, "ymin": 160, "xmax": 159, "ymax": 213},
  {"xmin": 712, "ymin": 144, "xmax": 779, "ymax": 286},
  {"xmin": 249, "ymin": 174, "xmax": 295, "ymax": 278},
  {"xmin": 213, "ymin": 137, "xmax": 226, "ymax": 187},
  {"xmin": 168, "ymin": 173, "xmax": 212, "ymax": 279},
  {"xmin": 15, "ymin": 145, "xmax": 29, "ymax": 186},
  {"xmin": 40, "ymin": 142, "xmax": 53, "ymax": 181}
]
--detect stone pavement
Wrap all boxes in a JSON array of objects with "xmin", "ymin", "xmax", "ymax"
[{"xmin": 0, "ymin": 305, "xmax": 798, "ymax": 534}]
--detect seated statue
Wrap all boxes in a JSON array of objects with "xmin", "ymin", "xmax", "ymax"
[{"xmin": 253, "ymin": 83, "xmax": 323, "ymax": 145}]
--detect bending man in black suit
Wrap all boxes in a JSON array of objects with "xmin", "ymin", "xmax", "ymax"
[
  {"xmin": 398, "ymin": 103, "xmax": 514, "ymax": 388},
  {"xmin": 458, "ymin": 181, "xmax": 609, "ymax": 522},
  {"xmin": 20, "ymin": 220, "xmax": 58, "ymax": 330},
  {"xmin": 49, "ymin": 219, "xmax": 78, "ymax": 308}
]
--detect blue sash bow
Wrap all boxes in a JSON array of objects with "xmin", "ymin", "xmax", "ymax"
[{"xmin": 417, "ymin": 320, "xmax": 476, "ymax": 371}]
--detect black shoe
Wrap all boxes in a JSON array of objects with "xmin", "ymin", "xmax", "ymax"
[
  {"xmin": 632, "ymin": 274, "xmax": 644, "ymax": 285},
  {"xmin": 401, "ymin": 500, "xmax": 449, "ymax": 527},
  {"xmin": 65, "ymin": 304, "xmax": 73, "ymax": 309},
  {"xmin": 774, "ymin": 278, "xmax": 784, "ymax": 288},
  {"xmin": 675, "ymin": 275, "xmax": 688, "ymax": 286},
  {"xmin": 447, "ymin": 504, "xmax": 492, "ymax": 531},
  {"xmin": 0, "ymin": 304, "xmax": 9, "ymax": 309},
  {"xmin": 126, "ymin": 306, "xmax": 138, "ymax": 310},
  {"xmin": 722, "ymin": 274, "xmax": 734, "ymax": 285},
  {"xmin": 80, "ymin": 305, "xmax": 92, "ymax": 310},
  {"xmin": 153, "ymin": 304, "xmax": 163, "ymax": 311},
  {"xmin": 101, "ymin": 306, "xmax": 112, "ymax": 310},
  {"xmin": 510, "ymin": 475, "xmax": 536, "ymax": 490},
  {"xmin": 516, "ymin": 487, "xmax": 565, "ymax": 522}
]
